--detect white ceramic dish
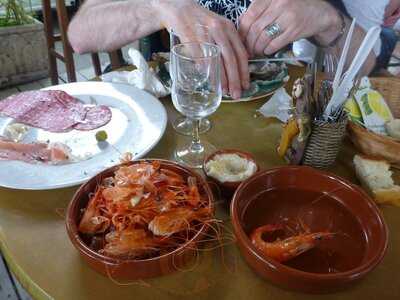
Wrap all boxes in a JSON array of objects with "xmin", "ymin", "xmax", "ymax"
[{"xmin": 0, "ymin": 82, "xmax": 167, "ymax": 190}]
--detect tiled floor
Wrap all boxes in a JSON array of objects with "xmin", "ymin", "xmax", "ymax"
[{"xmin": 0, "ymin": 255, "xmax": 31, "ymax": 300}]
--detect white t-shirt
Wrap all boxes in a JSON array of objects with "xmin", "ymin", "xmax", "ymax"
[
  {"xmin": 394, "ymin": 19, "xmax": 400, "ymax": 31},
  {"xmin": 343, "ymin": 0, "xmax": 389, "ymax": 56}
]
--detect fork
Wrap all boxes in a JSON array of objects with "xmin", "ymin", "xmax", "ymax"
[{"xmin": 323, "ymin": 52, "xmax": 338, "ymax": 81}]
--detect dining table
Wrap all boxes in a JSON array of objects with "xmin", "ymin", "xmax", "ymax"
[{"xmin": 0, "ymin": 65, "xmax": 399, "ymax": 300}]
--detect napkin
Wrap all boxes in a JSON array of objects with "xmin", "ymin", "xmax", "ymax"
[
  {"xmin": 257, "ymin": 88, "xmax": 293, "ymax": 123},
  {"xmin": 101, "ymin": 48, "xmax": 170, "ymax": 98}
]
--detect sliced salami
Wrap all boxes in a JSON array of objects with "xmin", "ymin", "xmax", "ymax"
[
  {"xmin": 74, "ymin": 105, "xmax": 112, "ymax": 131},
  {"xmin": 0, "ymin": 90, "xmax": 112, "ymax": 132}
]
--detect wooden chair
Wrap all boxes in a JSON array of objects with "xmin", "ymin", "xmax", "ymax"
[{"xmin": 42, "ymin": 0, "xmax": 124, "ymax": 84}]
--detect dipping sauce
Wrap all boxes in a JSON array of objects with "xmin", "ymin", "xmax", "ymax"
[
  {"xmin": 242, "ymin": 188, "xmax": 367, "ymax": 274},
  {"xmin": 205, "ymin": 153, "xmax": 257, "ymax": 183},
  {"xmin": 4, "ymin": 123, "xmax": 29, "ymax": 142}
]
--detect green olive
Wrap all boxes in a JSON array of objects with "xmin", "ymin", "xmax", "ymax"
[{"xmin": 95, "ymin": 130, "xmax": 108, "ymax": 142}]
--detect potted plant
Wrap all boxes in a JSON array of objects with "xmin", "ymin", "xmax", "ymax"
[{"xmin": 0, "ymin": 0, "xmax": 48, "ymax": 88}]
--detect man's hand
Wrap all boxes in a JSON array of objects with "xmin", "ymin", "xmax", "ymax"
[
  {"xmin": 384, "ymin": 0, "xmax": 400, "ymax": 27},
  {"xmin": 239, "ymin": 0, "xmax": 342, "ymax": 57},
  {"xmin": 155, "ymin": 0, "xmax": 249, "ymax": 99}
]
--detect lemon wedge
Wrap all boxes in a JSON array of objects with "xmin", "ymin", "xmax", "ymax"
[
  {"xmin": 345, "ymin": 98, "xmax": 363, "ymax": 123},
  {"xmin": 368, "ymin": 91, "xmax": 393, "ymax": 121}
]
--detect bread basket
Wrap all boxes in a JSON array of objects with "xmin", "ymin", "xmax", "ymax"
[{"xmin": 347, "ymin": 77, "xmax": 400, "ymax": 164}]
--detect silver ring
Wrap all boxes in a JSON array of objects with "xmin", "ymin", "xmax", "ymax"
[{"xmin": 265, "ymin": 23, "xmax": 281, "ymax": 39}]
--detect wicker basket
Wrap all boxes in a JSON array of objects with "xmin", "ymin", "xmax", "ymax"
[
  {"xmin": 303, "ymin": 118, "xmax": 348, "ymax": 169},
  {"xmin": 347, "ymin": 77, "xmax": 400, "ymax": 164}
]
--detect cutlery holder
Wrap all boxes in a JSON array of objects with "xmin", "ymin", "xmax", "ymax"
[{"xmin": 302, "ymin": 118, "xmax": 348, "ymax": 169}]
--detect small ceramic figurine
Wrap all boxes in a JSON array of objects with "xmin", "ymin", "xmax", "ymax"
[{"xmin": 277, "ymin": 76, "xmax": 313, "ymax": 164}]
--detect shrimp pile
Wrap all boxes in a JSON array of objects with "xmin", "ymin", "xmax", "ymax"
[{"xmin": 78, "ymin": 161, "xmax": 212, "ymax": 259}]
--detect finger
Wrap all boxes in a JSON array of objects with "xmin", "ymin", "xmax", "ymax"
[
  {"xmin": 171, "ymin": 21, "xmax": 212, "ymax": 45},
  {"xmin": 246, "ymin": 11, "xmax": 278, "ymax": 57},
  {"xmin": 226, "ymin": 25, "xmax": 250, "ymax": 90},
  {"xmin": 254, "ymin": 20, "xmax": 287, "ymax": 56},
  {"xmin": 208, "ymin": 33, "xmax": 228, "ymax": 94},
  {"xmin": 212, "ymin": 23, "xmax": 243, "ymax": 99},
  {"xmin": 221, "ymin": 61, "xmax": 228, "ymax": 95},
  {"xmin": 193, "ymin": 23, "xmax": 211, "ymax": 43},
  {"xmin": 239, "ymin": 0, "xmax": 272, "ymax": 41},
  {"xmin": 170, "ymin": 25, "xmax": 198, "ymax": 45},
  {"xmin": 253, "ymin": 27, "xmax": 273, "ymax": 57},
  {"xmin": 263, "ymin": 24, "xmax": 295, "ymax": 55}
]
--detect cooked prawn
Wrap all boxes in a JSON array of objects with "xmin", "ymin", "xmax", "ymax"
[
  {"xmin": 186, "ymin": 177, "xmax": 202, "ymax": 207},
  {"xmin": 78, "ymin": 161, "xmax": 212, "ymax": 259},
  {"xmin": 101, "ymin": 229, "xmax": 166, "ymax": 258},
  {"xmin": 250, "ymin": 224, "xmax": 334, "ymax": 262},
  {"xmin": 79, "ymin": 188, "xmax": 110, "ymax": 234},
  {"xmin": 148, "ymin": 207, "xmax": 211, "ymax": 237}
]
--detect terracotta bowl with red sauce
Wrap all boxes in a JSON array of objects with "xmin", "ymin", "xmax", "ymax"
[
  {"xmin": 203, "ymin": 149, "xmax": 260, "ymax": 198},
  {"xmin": 231, "ymin": 166, "xmax": 388, "ymax": 293},
  {"xmin": 66, "ymin": 159, "xmax": 214, "ymax": 280}
]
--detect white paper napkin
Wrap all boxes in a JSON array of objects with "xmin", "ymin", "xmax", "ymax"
[
  {"xmin": 101, "ymin": 48, "xmax": 170, "ymax": 98},
  {"xmin": 257, "ymin": 88, "xmax": 293, "ymax": 123}
]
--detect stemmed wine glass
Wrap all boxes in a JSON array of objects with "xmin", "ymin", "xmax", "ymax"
[
  {"xmin": 170, "ymin": 42, "xmax": 222, "ymax": 168},
  {"xmin": 170, "ymin": 25, "xmax": 213, "ymax": 135}
]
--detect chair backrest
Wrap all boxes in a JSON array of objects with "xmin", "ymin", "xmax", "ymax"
[{"xmin": 42, "ymin": 0, "xmax": 124, "ymax": 84}]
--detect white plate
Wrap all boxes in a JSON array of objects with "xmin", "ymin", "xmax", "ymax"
[{"xmin": 0, "ymin": 82, "xmax": 167, "ymax": 190}]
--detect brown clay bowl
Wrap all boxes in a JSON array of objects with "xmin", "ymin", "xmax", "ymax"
[
  {"xmin": 66, "ymin": 159, "xmax": 214, "ymax": 280},
  {"xmin": 231, "ymin": 166, "xmax": 388, "ymax": 293},
  {"xmin": 203, "ymin": 149, "xmax": 260, "ymax": 197}
]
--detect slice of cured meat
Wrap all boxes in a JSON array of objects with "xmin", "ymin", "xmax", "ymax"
[
  {"xmin": 0, "ymin": 138, "xmax": 70, "ymax": 164},
  {"xmin": 74, "ymin": 105, "xmax": 113, "ymax": 130},
  {"xmin": 0, "ymin": 90, "xmax": 112, "ymax": 132}
]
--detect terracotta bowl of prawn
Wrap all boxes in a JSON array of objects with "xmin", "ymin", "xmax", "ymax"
[
  {"xmin": 231, "ymin": 166, "xmax": 388, "ymax": 293},
  {"xmin": 66, "ymin": 159, "xmax": 214, "ymax": 280}
]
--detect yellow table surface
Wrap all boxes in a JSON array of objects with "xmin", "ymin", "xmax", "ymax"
[{"xmin": 0, "ymin": 67, "xmax": 399, "ymax": 300}]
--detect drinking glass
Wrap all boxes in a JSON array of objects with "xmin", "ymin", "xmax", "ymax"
[
  {"xmin": 170, "ymin": 42, "xmax": 222, "ymax": 168},
  {"xmin": 170, "ymin": 25, "xmax": 213, "ymax": 135}
]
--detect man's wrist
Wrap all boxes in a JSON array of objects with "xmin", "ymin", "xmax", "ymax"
[
  {"xmin": 312, "ymin": 4, "xmax": 346, "ymax": 48},
  {"xmin": 148, "ymin": 0, "xmax": 166, "ymax": 29}
]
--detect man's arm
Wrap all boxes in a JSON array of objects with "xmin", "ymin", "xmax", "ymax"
[
  {"xmin": 239, "ymin": 0, "xmax": 377, "ymax": 75},
  {"xmin": 384, "ymin": 0, "xmax": 400, "ymax": 27},
  {"xmin": 68, "ymin": 0, "xmax": 250, "ymax": 99},
  {"xmin": 314, "ymin": 11, "xmax": 377, "ymax": 75},
  {"xmin": 68, "ymin": 0, "xmax": 162, "ymax": 53}
]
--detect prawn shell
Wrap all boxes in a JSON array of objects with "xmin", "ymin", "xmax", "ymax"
[{"xmin": 66, "ymin": 159, "xmax": 214, "ymax": 280}]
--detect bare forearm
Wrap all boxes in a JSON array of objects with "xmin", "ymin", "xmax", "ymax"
[
  {"xmin": 332, "ymin": 18, "xmax": 376, "ymax": 75},
  {"xmin": 314, "ymin": 7, "xmax": 376, "ymax": 75},
  {"xmin": 68, "ymin": 0, "xmax": 162, "ymax": 53}
]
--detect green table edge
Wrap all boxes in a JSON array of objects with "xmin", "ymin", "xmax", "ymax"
[{"xmin": 1, "ymin": 236, "xmax": 52, "ymax": 300}]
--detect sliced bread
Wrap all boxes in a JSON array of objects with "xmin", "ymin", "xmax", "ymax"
[{"xmin": 353, "ymin": 155, "xmax": 400, "ymax": 206}]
